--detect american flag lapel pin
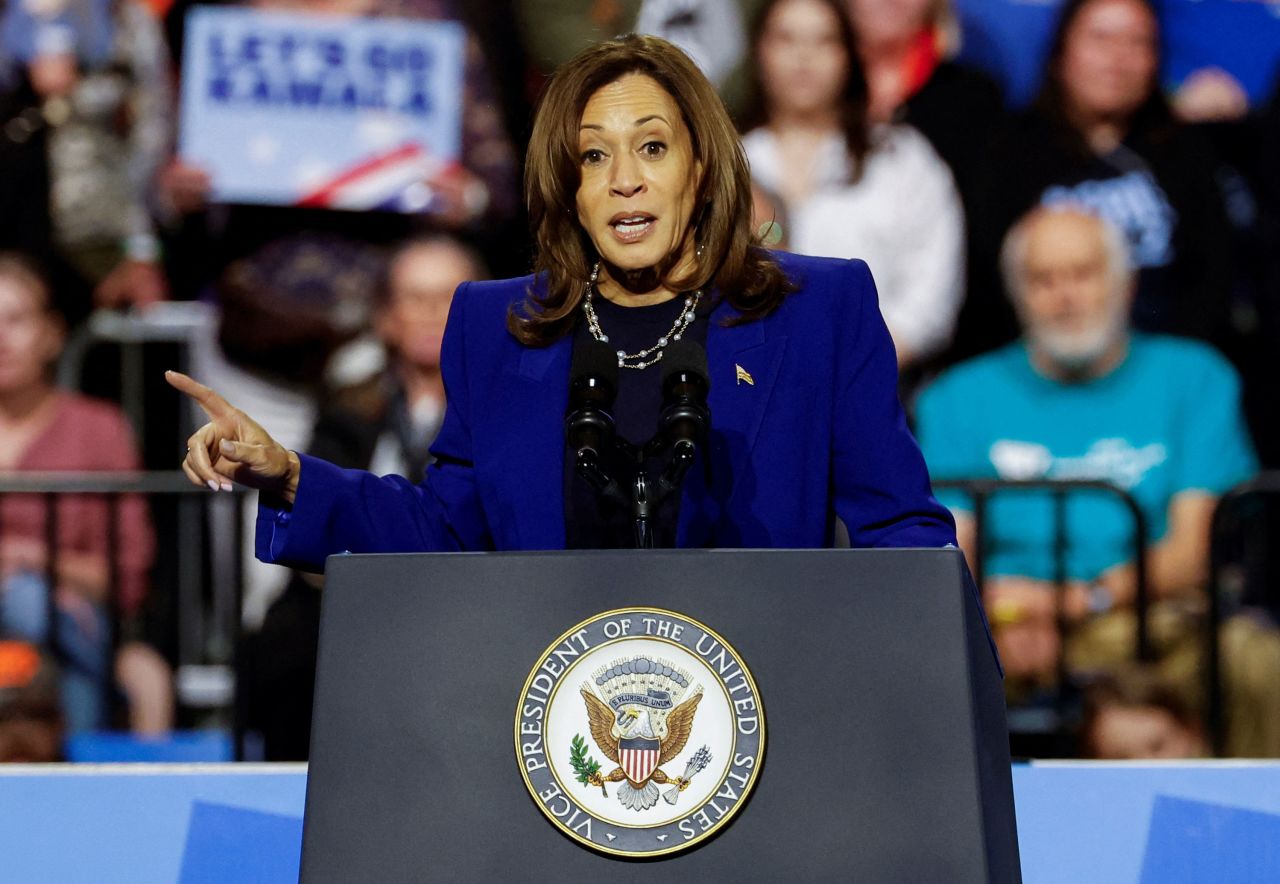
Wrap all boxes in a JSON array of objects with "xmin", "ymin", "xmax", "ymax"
[{"xmin": 735, "ymin": 364, "xmax": 754, "ymax": 386}]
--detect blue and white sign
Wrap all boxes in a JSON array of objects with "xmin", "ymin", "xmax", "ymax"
[{"xmin": 179, "ymin": 6, "xmax": 465, "ymax": 212}]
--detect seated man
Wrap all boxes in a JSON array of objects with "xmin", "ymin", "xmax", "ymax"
[
  {"xmin": 305, "ymin": 235, "xmax": 486, "ymax": 480},
  {"xmin": 916, "ymin": 206, "xmax": 1277, "ymax": 756}
]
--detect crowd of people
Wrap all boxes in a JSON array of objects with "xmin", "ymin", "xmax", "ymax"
[{"xmin": 1, "ymin": 0, "xmax": 1278, "ymax": 761}]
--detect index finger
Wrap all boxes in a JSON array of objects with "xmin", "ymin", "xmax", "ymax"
[{"xmin": 165, "ymin": 370, "xmax": 235, "ymax": 419}]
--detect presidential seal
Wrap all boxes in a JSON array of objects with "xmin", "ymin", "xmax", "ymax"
[{"xmin": 515, "ymin": 608, "xmax": 765, "ymax": 857}]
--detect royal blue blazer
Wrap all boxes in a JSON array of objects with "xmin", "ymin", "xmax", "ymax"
[{"xmin": 257, "ymin": 251, "xmax": 956, "ymax": 571}]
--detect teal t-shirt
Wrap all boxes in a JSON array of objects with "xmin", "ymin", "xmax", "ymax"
[{"xmin": 916, "ymin": 335, "xmax": 1257, "ymax": 581}]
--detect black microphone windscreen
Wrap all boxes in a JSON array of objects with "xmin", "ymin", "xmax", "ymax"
[
  {"xmin": 661, "ymin": 339, "xmax": 709, "ymax": 386},
  {"xmin": 571, "ymin": 338, "xmax": 619, "ymax": 387}
]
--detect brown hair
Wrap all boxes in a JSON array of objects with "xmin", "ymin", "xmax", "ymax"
[
  {"xmin": 1080, "ymin": 666, "xmax": 1200, "ymax": 758},
  {"xmin": 739, "ymin": 0, "xmax": 871, "ymax": 184},
  {"xmin": 374, "ymin": 234, "xmax": 489, "ymax": 310},
  {"xmin": 0, "ymin": 252, "xmax": 54, "ymax": 314},
  {"xmin": 511, "ymin": 34, "xmax": 794, "ymax": 346},
  {"xmin": 1034, "ymin": 0, "xmax": 1171, "ymax": 159}
]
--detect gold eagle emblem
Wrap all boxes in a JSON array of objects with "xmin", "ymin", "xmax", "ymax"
[{"xmin": 580, "ymin": 688, "xmax": 703, "ymax": 811}]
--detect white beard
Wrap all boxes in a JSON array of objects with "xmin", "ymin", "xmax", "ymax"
[{"xmin": 1027, "ymin": 298, "xmax": 1129, "ymax": 376}]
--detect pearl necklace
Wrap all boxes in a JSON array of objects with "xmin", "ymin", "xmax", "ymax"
[{"xmin": 582, "ymin": 262, "xmax": 702, "ymax": 370}]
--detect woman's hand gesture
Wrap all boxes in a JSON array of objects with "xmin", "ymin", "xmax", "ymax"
[{"xmin": 165, "ymin": 371, "xmax": 301, "ymax": 504}]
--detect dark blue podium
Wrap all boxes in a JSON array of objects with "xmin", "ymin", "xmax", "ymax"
[{"xmin": 301, "ymin": 548, "xmax": 1020, "ymax": 881}]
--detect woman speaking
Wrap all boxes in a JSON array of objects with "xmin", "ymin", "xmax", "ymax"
[{"xmin": 168, "ymin": 34, "xmax": 956, "ymax": 568}]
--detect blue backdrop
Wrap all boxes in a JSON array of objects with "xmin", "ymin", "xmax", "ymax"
[{"xmin": 0, "ymin": 762, "xmax": 1278, "ymax": 881}]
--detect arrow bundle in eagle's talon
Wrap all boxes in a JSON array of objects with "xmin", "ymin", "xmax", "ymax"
[{"xmin": 663, "ymin": 745, "xmax": 711, "ymax": 804}]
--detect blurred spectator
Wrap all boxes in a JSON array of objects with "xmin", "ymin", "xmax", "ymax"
[
  {"xmin": 0, "ymin": 0, "xmax": 172, "ymax": 324},
  {"xmin": 0, "ymin": 253, "xmax": 170, "ymax": 735},
  {"xmin": 844, "ymin": 0, "xmax": 1002, "ymax": 375},
  {"xmin": 0, "ymin": 640, "xmax": 62, "ymax": 762},
  {"xmin": 952, "ymin": 0, "xmax": 1280, "ymax": 116},
  {"xmin": 517, "ymin": 0, "xmax": 758, "ymax": 113},
  {"xmin": 917, "ymin": 207, "xmax": 1279, "ymax": 756},
  {"xmin": 959, "ymin": 0, "xmax": 1234, "ymax": 362},
  {"xmin": 1080, "ymin": 665, "xmax": 1204, "ymax": 759},
  {"xmin": 634, "ymin": 0, "xmax": 749, "ymax": 99},
  {"xmin": 740, "ymin": 0, "xmax": 964, "ymax": 369},
  {"xmin": 245, "ymin": 234, "xmax": 482, "ymax": 760},
  {"xmin": 312, "ymin": 236, "xmax": 483, "ymax": 479},
  {"xmin": 845, "ymin": 0, "xmax": 1003, "ymax": 211}
]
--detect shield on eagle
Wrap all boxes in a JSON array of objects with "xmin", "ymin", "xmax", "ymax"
[
  {"xmin": 576, "ymin": 655, "xmax": 706, "ymax": 811},
  {"xmin": 619, "ymin": 737, "xmax": 662, "ymax": 784}
]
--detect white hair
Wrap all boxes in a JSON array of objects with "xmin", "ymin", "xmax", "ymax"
[{"xmin": 999, "ymin": 203, "xmax": 1134, "ymax": 304}]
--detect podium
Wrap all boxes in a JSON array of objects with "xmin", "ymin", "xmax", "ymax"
[{"xmin": 301, "ymin": 548, "xmax": 1020, "ymax": 881}]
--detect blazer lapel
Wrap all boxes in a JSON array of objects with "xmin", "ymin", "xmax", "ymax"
[
  {"xmin": 487, "ymin": 301, "xmax": 787, "ymax": 549},
  {"xmin": 491, "ymin": 338, "xmax": 571, "ymax": 549},
  {"xmin": 677, "ymin": 302, "xmax": 788, "ymax": 545}
]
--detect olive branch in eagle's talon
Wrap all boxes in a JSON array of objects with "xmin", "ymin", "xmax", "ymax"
[{"xmin": 570, "ymin": 734, "xmax": 607, "ymax": 796}]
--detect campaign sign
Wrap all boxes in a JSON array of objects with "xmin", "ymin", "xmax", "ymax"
[{"xmin": 179, "ymin": 6, "xmax": 464, "ymax": 212}]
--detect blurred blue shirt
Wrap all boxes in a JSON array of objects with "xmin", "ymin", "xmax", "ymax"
[{"xmin": 916, "ymin": 334, "xmax": 1258, "ymax": 580}]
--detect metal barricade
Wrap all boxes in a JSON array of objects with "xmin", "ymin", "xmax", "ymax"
[
  {"xmin": 57, "ymin": 303, "xmax": 215, "ymax": 451},
  {"xmin": 933, "ymin": 479, "xmax": 1149, "ymax": 749},
  {"xmin": 1206, "ymin": 471, "xmax": 1280, "ymax": 755},
  {"xmin": 0, "ymin": 472, "xmax": 247, "ymax": 753}
]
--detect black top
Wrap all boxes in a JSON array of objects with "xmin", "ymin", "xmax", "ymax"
[
  {"xmin": 901, "ymin": 60, "xmax": 1006, "ymax": 216},
  {"xmin": 307, "ymin": 375, "xmax": 439, "ymax": 482},
  {"xmin": 563, "ymin": 293, "xmax": 711, "ymax": 549},
  {"xmin": 954, "ymin": 108, "xmax": 1234, "ymax": 361},
  {"xmin": 900, "ymin": 61, "xmax": 1006, "ymax": 373}
]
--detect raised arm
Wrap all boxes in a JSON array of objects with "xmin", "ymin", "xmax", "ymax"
[{"xmin": 165, "ymin": 278, "xmax": 495, "ymax": 568}]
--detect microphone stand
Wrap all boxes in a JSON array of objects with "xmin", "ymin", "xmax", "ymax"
[
  {"xmin": 573, "ymin": 446, "xmax": 628, "ymax": 513},
  {"xmin": 628, "ymin": 437, "xmax": 700, "ymax": 550},
  {"xmin": 631, "ymin": 469, "xmax": 654, "ymax": 549},
  {"xmin": 658, "ymin": 439, "xmax": 697, "ymax": 496},
  {"xmin": 633, "ymin": 343, "xmax": 709, "ymax": 546},
  {"xmin": 577, "ymin": 436, "xmax": 657, "ymax": 549},
  {"xmin": 631, "ymin": 439, "xmax": 699, "ymax": 549},
  {"xmin": 572, "ymin": 437, "xmax": 683, "ymax": 550},
  {"xmin": 570, "ymin": 340, "xmax": 709, "ymax": 549}
]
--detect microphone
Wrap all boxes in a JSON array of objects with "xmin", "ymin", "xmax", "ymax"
[
  {"xmin": 659, "ymin": 339, "xmax": 711, "ymax": 454},
  {"xmin": 565, "ymin": 339, "xmax": 619, "ymax": 481}
]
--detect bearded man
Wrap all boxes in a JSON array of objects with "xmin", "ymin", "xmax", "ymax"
[{"xmin": 916, "ymin": 206, "xmax": 1280, "ymax": 756}]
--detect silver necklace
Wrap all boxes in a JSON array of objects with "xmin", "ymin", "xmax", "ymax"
[{"xmin": 582, "ymin": 262, "xmax": 702, "ymax": 370}]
